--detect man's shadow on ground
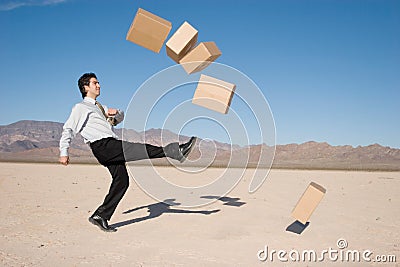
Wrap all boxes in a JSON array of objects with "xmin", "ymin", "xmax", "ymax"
[{"xmin": 110, "ymin": 198, "xmax": 220, "ymax": 229}]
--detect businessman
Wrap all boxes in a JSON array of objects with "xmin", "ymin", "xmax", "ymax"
[{"xmin": 59, "ymin": 72, "xmax": 196, "ymax": 232}]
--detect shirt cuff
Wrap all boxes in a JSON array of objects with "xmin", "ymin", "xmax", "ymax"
[
  {"xmin": 60, "ymin": 148, "xmax": 69, "ymax": 157},
  {"xmin": 114, "ymin": 110, "xmax": 124, "ymax": 124}
]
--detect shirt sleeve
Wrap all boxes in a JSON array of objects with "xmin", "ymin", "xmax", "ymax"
[
  {"xmin": 59, "ymin": 104, "xmax": 88, "ymax": 157},
  {"xmin": 114, "ymin": 109, "xmax": 124, "ymax": 125}
]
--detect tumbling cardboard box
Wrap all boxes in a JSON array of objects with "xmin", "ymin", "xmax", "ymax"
[
  {"xmin": 291, "ymin": 182, "xmax": 326, "ymax": 224},
  {"xmin": 179, "ymin": 42, "xmax": 222, "ymax": 74},
  {"xmin": 192, "ymin": 74, "xmax": 236, "ymax": 114},
  {"xmin": 166, "ymin": 21, "xmax": 198, "ymax": 63},
  {"xmin": 126, "ymin": 8, "xmax": 172, "ymax": 53}
]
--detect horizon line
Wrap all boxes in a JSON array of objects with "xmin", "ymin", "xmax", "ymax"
[{"xmin": 1, "ymin": 119, "xmax": 399, "ymax": 149}]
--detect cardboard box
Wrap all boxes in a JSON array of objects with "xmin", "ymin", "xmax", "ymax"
[
  {"xmin": 166, "ymin": 21, "xmax": 198, "ymax": 63},
  {"xmin": 179, "ymin": 42, "xmax": 221, "ymax": 74},
  {"xmin": 291, "ymin": 182, "xmax": 326, "ymax": 224},
  {"xmin": 192, "ymin": 74, "xmax": 236, "ymax": 114},
  {"xmin": 126, "ymin": 8, "xmax": 172, "ymax": 53}
]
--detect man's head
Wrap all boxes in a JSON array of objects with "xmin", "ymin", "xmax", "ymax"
[{"xmin": 78, "ymin": 72, "xmax": 100, "ymax": 99}]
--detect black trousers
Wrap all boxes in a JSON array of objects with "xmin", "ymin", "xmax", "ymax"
[{"xmin": 89, "ymin": 137, "xmax": 170, "ymax": 220}]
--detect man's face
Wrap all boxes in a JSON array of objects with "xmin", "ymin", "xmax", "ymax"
[{"xmin": 85, "ymin": 77, "xmax": 101, "ymax": 99}]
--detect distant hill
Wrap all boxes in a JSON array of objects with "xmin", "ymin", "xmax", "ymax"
[{"xmin": 0, "ymin": 120, "xmax": 399, "ymax": 170}]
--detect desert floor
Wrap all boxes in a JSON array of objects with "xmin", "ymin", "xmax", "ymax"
[{"xmin": 0, "ymin": 162, "xmax": 399, "ymax": 266}]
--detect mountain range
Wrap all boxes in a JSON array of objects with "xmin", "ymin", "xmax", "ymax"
[{"xmin": 0, "ymin": 120, "xmax": 399, "ymax": 170}]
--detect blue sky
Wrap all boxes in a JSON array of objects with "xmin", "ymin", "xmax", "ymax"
[{"xmin": 0, "ymin": 0, "xmax": 399, "ymax": 148}]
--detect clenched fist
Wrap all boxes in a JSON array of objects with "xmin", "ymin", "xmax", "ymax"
[
  {"xmin": 59, "ymin": 156, "xmax": 69, "ymax": 166},
  {"xmin": 107, "ymin": 108, "xmax": 118, "ymax": 116}
]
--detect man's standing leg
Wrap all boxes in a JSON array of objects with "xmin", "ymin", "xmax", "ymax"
[
  {"xmin": 89, "ymin": 162, "xmax": 129, "ymax": 232},
  {"xmin": 94, "ymin": 163, "xmax": 129, "ymax": 220}
]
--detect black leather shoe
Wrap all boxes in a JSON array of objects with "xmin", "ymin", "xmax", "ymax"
[
  {"xmin": 179, "ymin": 136, "xmax": 197, "ymax": 163},
  {"xmin": 88, "ymin": 215, "xmax": 117, "ymax": 232}
]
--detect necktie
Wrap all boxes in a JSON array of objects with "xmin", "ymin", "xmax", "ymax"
[{"xmin": 95, "ymin": 101, "xmax": 116, "ymax": 126}]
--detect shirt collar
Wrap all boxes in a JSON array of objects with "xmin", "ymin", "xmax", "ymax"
[{"xmin": 84, "ymin": 97, "xmax": 96, "ymax": 105}]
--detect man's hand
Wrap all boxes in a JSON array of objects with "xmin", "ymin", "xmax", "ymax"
[
  {"xmin": 59, "ymin": 156, "xmax": 69, "ymax": 166},
  {"xmin": 107, "ymin": 108, "xmax": 118, "ymax": 116}
]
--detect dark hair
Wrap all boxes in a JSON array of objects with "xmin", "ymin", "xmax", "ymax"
[{"xmin": 78, "ymin": 72, "xmax": 97, "ymax": 99}]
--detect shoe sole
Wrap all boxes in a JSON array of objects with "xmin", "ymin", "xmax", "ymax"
[
  {"xmin": 88, "ymin": 217, "xmax": 117, "ymax": 232},
  {"xmin": 180, "ymin": 137, "xmax": 197, "ymax": 163}
]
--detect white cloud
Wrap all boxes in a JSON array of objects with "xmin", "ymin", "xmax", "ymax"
[{"xmin": 0, "ymin": 0, "xmax": 69, "ymax": 11}]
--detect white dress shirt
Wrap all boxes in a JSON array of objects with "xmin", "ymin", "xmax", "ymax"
[{"xmin": 59, "ymin": 97, "xmax": 124, "ymax": 157}]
